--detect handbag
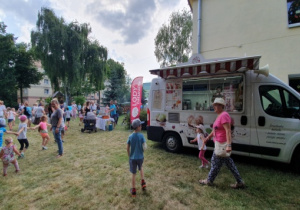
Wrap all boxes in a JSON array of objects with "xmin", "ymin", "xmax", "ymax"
[{"xmin": 214, "ymin": 141, "xmax": 231, "ymax": 157}]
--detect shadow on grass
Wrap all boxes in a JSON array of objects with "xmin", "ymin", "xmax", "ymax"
[{"xmin": 151, "ymin": 142, "xmax": 297, "ymax": 174}]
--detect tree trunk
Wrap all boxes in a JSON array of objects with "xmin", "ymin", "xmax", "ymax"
[{"xmin": 20, "ymin": 85, "xmax": 23, "ymax": 103}]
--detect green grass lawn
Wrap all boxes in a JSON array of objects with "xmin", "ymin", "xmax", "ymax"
[{"xmin": 0, "ymin": 115, "xmax": 299, "ymax": 209}]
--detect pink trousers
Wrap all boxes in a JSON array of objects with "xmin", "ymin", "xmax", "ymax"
[{"xmin": 199, "ymin": 150, "xmax": 209, "ymax": 165}]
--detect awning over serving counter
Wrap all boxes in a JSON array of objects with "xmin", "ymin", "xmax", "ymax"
[{"xmin": 149, "ymin": 55, "xmax": 261, "ymax": 79}]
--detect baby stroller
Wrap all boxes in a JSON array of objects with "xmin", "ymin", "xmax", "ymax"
[{"xmin": 81, "ymin": 112, "xmax": 97, "ymax": 133}]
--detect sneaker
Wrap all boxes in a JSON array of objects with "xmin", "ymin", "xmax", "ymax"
[
  {"xmin": 56, "ymin": 154, "xmax": 63, "ymax": 158},
  {"xmin": 15, "ymin": 170, "xmax": 20, "ymax": 174},
  {"xmin": 141, "ymin": 179, "xmax": 146, "ymax": 190},
  {"xmin": 205, "ymin": 164, "xmax": 210, "ymax": 169},
  {"xmin": 18, "ymin": 154, "xmax": 24, "ymax": 159},
  {"xmin": 130, "ymin": 188, "xmax": 136, "ymax": 197},
  {"xmin": 3, "ymin": 173, "xmax": 7, "ymax": 177},
  {"xmin": 199, "ymin": 165, "xmax": 204, "ymax": 169},
  {"xmin": 230, "ymin": 182, "xmax": 245, "ymax": 189},
  {"xmin": 42, "ymin": 147, "xmax": 48, "ymax": 150}
]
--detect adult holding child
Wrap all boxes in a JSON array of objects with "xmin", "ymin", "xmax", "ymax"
[
  {"xmin": 50, "ymin": 99, "xmax": 64, "ymax": 158},
  {"xmin": 199, "ymin": 98, "xmax": 245, "ymax": 189}
]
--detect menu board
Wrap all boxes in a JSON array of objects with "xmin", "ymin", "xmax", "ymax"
[
  {"xmin": 165, "ymin": 80, "xmax": 182, "ymax": 110},
  {"xmin": 152, "ymin": 90, "xmax": 163, "ymax": 110}
]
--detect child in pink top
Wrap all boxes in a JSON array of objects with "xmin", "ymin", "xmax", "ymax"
[
  {"xmin": 30, "ymin": 115, "xmax": 51, "ymax": 150},
  {"xmin": 0, "ymin": 137, "xmax": 21, "ymax": 176}
]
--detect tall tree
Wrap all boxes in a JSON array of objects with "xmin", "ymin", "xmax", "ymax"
[
  {"xmin": 103, "ymin": 59, "xmax": 130, "ymax": 104},
  {"xmin": 154, "ymin": 8, "xmax": 192, "ymax": 67},
  {"xmin": 14, "ymin": 43, "xmax": 43, "ymax": 102},
  {"xmin": 31, "ymin": 7, "xmax": 107, "ymax": 104},
  {"xmin": 0, "ymin": 22, "xmax": 17, "ymax": 106}
]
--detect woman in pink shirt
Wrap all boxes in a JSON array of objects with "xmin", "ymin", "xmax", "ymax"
[
  {"xmin": 199, "ymin": 98, "xmax": 245, "ymax": 189},
  {"xmin": 30, "ymin": 115, "xmax": 51, "ymax": 150}
]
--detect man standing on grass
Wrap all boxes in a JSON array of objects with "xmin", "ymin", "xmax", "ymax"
[
  {"xmin": 127, "ymin": 119, "xmax": 147, "ymax": 197},
  {"xmin": 114, "ymin": 100, "xmax": 119, "ymax": 125},
  {"xmin": 50, "ymin": 99, "xmax": 64, "ymax": 158},
  {"xmin": 109, "ymin": 100, "xmax": 117, "ymax": 127}
]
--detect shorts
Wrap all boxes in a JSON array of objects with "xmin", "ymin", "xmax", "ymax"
[
  {"xmin": 66, "ymin": 118, "xmax": 70, "ymax": 122},
  {"xmin": 129, "ymin": 158, "xmax": 144, "ymax": 174},
  {"xmin": 40, "ymin": 133, "xmax": 49, "ymax": 138},
  {"xmin": 8, "ymin": 119, "xmax": 13, "ymax": 123}
]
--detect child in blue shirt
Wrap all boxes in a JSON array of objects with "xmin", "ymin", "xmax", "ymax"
[
  {"xmin": 127, "ymin": 119, "xmax": 147, "ymax": 197},
  {"xmin": 0, "ymin": 118, "xmax": 19, "ymax": 150}
]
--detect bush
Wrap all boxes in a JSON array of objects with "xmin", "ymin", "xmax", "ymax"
[
  {"xmin": 124, "ymin": 110, "xmax": 147, "ymax": 130},
  {"xmin": 74, "ymin": 96, "xmax": 85, "ymax": 106},
  {"xmin": 44, "ymin": 97, "xmax": 52, "ymax": 105}
]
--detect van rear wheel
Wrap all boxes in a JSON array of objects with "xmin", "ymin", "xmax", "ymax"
[{"xmin": 163, "ymin": 133, "xmax": 182, "ymax": 153}]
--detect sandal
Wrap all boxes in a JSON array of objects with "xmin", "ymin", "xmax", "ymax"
[
  {"xmin": 199, "ymin": 179, "xmax": 213, "ymax": 186},
  {"xmin": 230, "ymin": 182, "xmax": 245, "ymax": 189}
]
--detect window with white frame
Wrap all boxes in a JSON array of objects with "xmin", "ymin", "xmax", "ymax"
[
  {"xmin": 44, "ymin": 89, "xmax": 49, "ymax": 95},
  {"xmin": 44, "ymin": 79, "xmax": 49, "ymax": 84}
]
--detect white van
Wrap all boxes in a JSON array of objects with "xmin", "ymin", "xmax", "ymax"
[{"xmin": 147, "ymin": 54, "xmax": 300, "ymax": 171}]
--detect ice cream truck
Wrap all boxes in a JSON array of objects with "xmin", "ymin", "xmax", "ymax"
[{"xmin": 146, "ymin": 54, "xmax": 300, "ymax": 171}]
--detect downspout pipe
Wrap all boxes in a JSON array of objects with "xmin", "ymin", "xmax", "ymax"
[{"xmin": 197, "ymin": 0, "xmax": 202, "ymax": 54}]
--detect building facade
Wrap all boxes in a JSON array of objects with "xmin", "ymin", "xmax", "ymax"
[
  {"xmin": 18, "ymin": 61, "xmax": 53, "ymax": 105},
  {"xmin": 188, "ymin": 0, "xmax": 300, "ymax": 92}
]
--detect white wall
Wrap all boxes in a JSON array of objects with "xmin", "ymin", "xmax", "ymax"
[{"xmin": 190, "ymin": 0, "xmax": 300, "ymax": 83}]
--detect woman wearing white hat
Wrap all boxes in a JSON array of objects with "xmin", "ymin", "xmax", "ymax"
[{"xmin": 199, "ymin": 97, "xmax": 245, "ymax": 189}]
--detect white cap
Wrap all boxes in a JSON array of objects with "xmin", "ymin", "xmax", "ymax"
[{"xmin": 213, "ymin": 98, "xmax": 226, "ymax": 106}]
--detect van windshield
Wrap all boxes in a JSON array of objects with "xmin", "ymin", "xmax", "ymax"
[{"xmin": 259, "ymin": 85, "xmax": 300, "ymax": 118}]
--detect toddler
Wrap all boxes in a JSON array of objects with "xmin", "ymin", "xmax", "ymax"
[
  {"xmin": 190, "ymin": 125, "xmax": 210, "ymax": 168},
  {"xmin": 16, "ymin": 115, "xmax": 29, "ymax": 158},
  {"xmin": 6, "ymin": 107, "xmax": 18, "ymax": 131},
  {"xmin": 79, "ymin": 109, "xmax": 84, "ymax": 126},
  {"xmin": 30, "ymin": 115, "xmax": 51, "ymax": 150},
  {"xmin": 64, "ymin": 107, "xmax": 71, "ymax": 127},
  {"xmin": 0, "ymin": 137, "xmax": 21, "ymax": 176}
]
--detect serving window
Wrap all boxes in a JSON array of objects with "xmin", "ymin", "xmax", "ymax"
[{"xmin": 181, "ymin": 75, "xmax": 244, "ymax": 112}]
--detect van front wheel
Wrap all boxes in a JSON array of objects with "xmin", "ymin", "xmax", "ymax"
[
  {"xmin": 291, "ymin": 147, "xmax": 300, "ymax": 173},
  {"xmin": 163, "ymin": 133, "xmax": 182, "ymax": 153}
]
